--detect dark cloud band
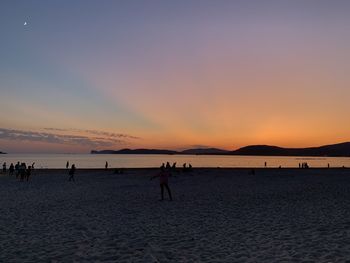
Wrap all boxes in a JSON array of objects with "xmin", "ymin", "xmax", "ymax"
[{"xmin": 0, "ymin": 128, "xmax": 138, "ymax": 148}]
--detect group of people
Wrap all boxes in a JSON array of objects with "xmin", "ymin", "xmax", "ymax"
[
  {"xmin": 299, "ymin": 162, "xmax": 310, "ymax": 169},
  {"xmin": 2, "ymin": 161, "xmax": 33, "ymax": 181},
  {"xmin": 160, "ymin": 162, "xmax": 193, "ymax": 173},
  {"xmin": 2, "ymin": 158, "xmax": 188, "ymax": 201}
]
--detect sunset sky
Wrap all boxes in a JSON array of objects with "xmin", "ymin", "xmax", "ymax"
[{"xmin": 1, "ymin": 0, "xmax": 350, "ymax": 153}]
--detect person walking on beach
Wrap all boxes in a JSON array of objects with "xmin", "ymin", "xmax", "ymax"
[
  {"xmin": 9, "ymin": 163, "xmax": 14, "ymax": 176},
  {"xmin": 105, "ymin": 161, "xmax": 108, "ymax": 170},
  {"xmin": 20, "ymin": 163, "xmax": 27, "ymax": 181},
  {"xmin": 68, "ymin": 164, "xmax": 76, "ymax": 182},
  {"xmin": 151, "ymin": 167, "xmax": 173, "ymax": 201},
  {"xmin": 15, "ymin": 162, "xmax": 20, "ymax": 178},
  {"xmin": 66, "ymin": 161, "xmax": 69, "ymax": 169},
  {"xmin": 2, "ymin": 162, "xmax": 6, "ymax": 173},
  {"xmin": 26, "ymin": 166, "xmax": 32, "ymax": 181}
]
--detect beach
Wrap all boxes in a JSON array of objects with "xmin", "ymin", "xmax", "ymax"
[{"xmin": 1, "ymin": 168, "xmax": 350, "ymax": 262}]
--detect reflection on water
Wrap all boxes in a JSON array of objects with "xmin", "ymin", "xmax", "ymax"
[{"xmin": 1, "ymin": 154, "xmax": 350, "ymax": 169}]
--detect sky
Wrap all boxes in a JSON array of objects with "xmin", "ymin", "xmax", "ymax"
[{"xmin": 1, "ymin": 0, "xmax": 350, "ymax": 153}]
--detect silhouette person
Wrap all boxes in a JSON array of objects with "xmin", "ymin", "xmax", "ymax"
[
  {"xmin": 26, "ymin": 166, "xmax": 32, "ymax": 181},
  {"xmin": 105, "ymin": 161, "xmax": 108, "ymax": 170},
  {"xmin": 2, "ymin": 162, "xmax": 6, "ymax": 173},
  {"xmin": 68, "ymin": 164, "xmax": 76, "ymax": 182},
  {"xmin": 151, "ymin": 167, "xmax": 173, "ymax": 201},
  {"xmin": 66, "ymin": 161, "xmax": 69, "ymax": 169},
  {"xmin": 9, "ymin": 163, "xmax": 14, "ymax": 176},
  {"xmin": 15, "ymin": 162, "xmax": 20, "ymax": 178},
  {"xmin": 20, "ymin": 163, "xmax": 27, "ymax": 181}
]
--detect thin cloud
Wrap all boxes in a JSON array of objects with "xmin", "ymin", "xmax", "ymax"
[
  {"xmin": 43, "ymin": 128, "xmax": 140, "ymax": 139},
  {"xmin": 0, "ymin": 128, "xmax": 137, "ymax": 148}
]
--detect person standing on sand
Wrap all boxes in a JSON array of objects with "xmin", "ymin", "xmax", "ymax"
[
  {"xmin": 105, "ymin": 161, "xmax": 108, "ymax": 170},
  {"xmin": 20, "ymin": 163, "xmax": 27, "ymax": 181},
  {"xmin": 9, "ymin": 163, "xmax": 14, "ymax": 176},
  {"xmin": 15, "ymin": 162, "xmax": 20, "ymax": 178},
  {"xmin": 3, "ymin": 162, "xmax": 6, "ymax": 173},
  {"xmin": 68, "ymin": 164, "xmax": 76, "ymax": 182},
  {"xmin": 66, "ymin": 161, "xmax": 69, "ymax": 169},
  {"xmin": 26, "ymin": 166, "xmax": 32, "ymax": 181},
  {"xmin": 151, "ymin": 167, "xmax": 173, "ymax": 201}
]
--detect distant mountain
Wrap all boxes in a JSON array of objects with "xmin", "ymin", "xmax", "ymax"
[
  {"xmin": 231, "ymin": 142, "xmax": 350, "ymax": 157},
  {"xmin": 181, "ymin": 148, "xmax": 229, "ymax": 155},
  {"xmin": 91, "ymin": 142, "xmax": 350, "ymax": 157},
  {"xmin": 91, "ymin": 148, "xmax": 178, "ymax": 154},
  {"xmin": 91, "ymin": 147, "xmax": 228, "ymax": 155},
  {"xmin": 231, "ymin": 145, "xmax": 289, "ymax": 156}
]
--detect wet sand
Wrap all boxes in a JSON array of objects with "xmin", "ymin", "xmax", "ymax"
[{"xmin": 1, "ymin": 168, "xmax": 350, "ymax": 262}]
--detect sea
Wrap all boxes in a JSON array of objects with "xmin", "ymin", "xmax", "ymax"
[{"xmin": 1, "ymin": 154, "xmax": 350, "ymax": 169}]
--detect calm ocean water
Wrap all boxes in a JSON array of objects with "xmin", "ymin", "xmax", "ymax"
[{"xmin": 1, "ymin": 154, "xmax": 350, "ymax": 169}]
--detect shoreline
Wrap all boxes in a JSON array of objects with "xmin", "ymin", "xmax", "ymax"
[{"xmin": 4, "ymin": 167, "xmax": 348, "ymax": 171}]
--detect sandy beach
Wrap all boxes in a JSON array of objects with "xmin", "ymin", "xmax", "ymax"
[{"xmin": 1, "ymin": 168, "xmax": 350, "ymax": 262}]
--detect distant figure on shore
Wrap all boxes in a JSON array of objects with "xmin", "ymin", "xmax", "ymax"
[
  {"xmin": 105, "ymin": 161, "xmax": 108, "ymax": 170},
  {"xmin": 182, "ymin": 163, "xmax": 193, "ymax": 173},
  {"xmin": 31, "ymin": 162, "xmax": 35, "ymax": 170},
  {"xmin": 9, "ymin": 163, "xmax": 14, "ymax": 176},
  {"xmin": 151, "ymin": 166, "xmax": 173, "ymax": 201},
  {"xmin": 264, "ymin": 162, "xmax": 267, "ymax": 167},
  {"xmin": 66, "ymin": 161, "xmax": 69, "ymax": 169},
  {"xmin": 15, "ymin": 162, "xmax": 20, "ymax": 178},
  {"xmin": 68, "ymin": 164, "xmax": 76, "ymax": 182},
  {"xmin": 20, "ymin": 163, "xmax": 27, "ymax": 181},
  {"xmin": 26, "ymin": 166, "xmax": 32, "ymax": 181},
  {"xmin": 301, "ymin": 162, "xmax": 309, "ymax": 169},
  {"xmin": 160, "ymin": 163, "xmax": 165, "ymax": 169},
  {"xmin": 171, "ymin": 162, "xmax": 177, "ymax": 173},
  {"xmin": 327, "ymin": 163, "xmax": 330, "ymax": 168},
  {"xmin": 166, "ymin": 162, "xmax": 171, "ymax": 169},
  {"xmin": 3, "ymin": 162, "xmax": 6, "ymax": 173}
]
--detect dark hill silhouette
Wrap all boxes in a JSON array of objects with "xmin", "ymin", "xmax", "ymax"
[
  {"xmin": 231, "ymin": 142, "xmax": 350, "ymax": 157},
  {"xmin": 91, "ymin": 142, "xmax": 350, "ymax": 157}
]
